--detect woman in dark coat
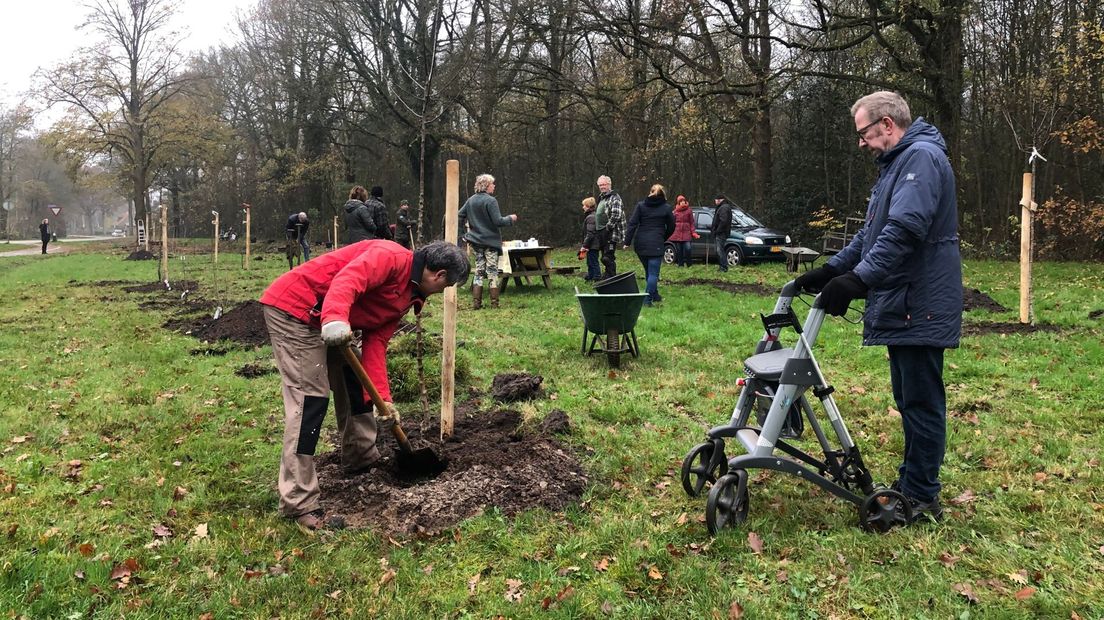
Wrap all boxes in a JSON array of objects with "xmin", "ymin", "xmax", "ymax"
[
  {"xmin": 343, "ymin": 186, "xmax": 375, "ymax": 243},
  {"xmin": 668, "ymin": 194, "xmax": 697, "ymax": 267},
  {"xmin": 623, "ymin": 184, "xmax": 675, "ymax": 305},
  {"xmin": 40, "ymin": 219, "xmax": 50, "ymax": 254}
]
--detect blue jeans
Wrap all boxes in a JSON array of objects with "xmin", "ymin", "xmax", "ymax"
[
  {"xmin": 585, "ymin": 249, "xmax": 601, "ymax": 280},
  {"xmin": 300, "ymin": 237, "xmax": 310, "ymax": 261},
  {"xmin": 888, "ymin": 345, "xmax": 946, "ymax": 502},
  {"xmin": 714, "ymin": 236, "xmax": 728, "ymax": 271},
  {"xmin": 638, "ymin": 255, "xmax": 662, "ymax": 303},
  {"xmin": 674, "ymin": 241, "xmax": 692, "ymax": 266}
]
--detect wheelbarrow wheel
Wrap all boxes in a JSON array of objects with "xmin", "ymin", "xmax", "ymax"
[
  {"xmin": 681, "ymin": 440, "xmax": 727, "ymax": 497},
  {"xmin": 706, "ymin": 470, "xmax": 749, "ymax": 536},
  {"xmin": 605, "ymin": 326, "xmax": 620, "ymax": 368}
]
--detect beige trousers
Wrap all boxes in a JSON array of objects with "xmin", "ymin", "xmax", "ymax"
[{"xmin": 263, "ymin": 305, "xmax": 379, "ymax": 517}]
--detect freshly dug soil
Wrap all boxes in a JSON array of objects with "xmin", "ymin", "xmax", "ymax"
[
  {"xmin": 681, "ymin": 278, "xmax": 775, "ymax": 296},
  {"xmin": 236, "ymin": 362, "xmax": 277, "ymax": 378},
  {"xmin": 168, "ymin": 300, "xmax": 269, "ymax": 347},
  {"xmin": 315, "ymin": 408, "xmax": 587, "ymax": 537},
  {"xmin": 963, "ymin": 288, "xmax": 1007, "ymax": 312},
  {"xmin": 1089, "ymin": 309, "xmax": 1103, "ymax": 319},
  {"xmin": 962, "ymin": 321, "xmax": 1064, "ymax": 336},
  {"xmin": 123, "ymin": 280, "xmax": 199, "ymax": 293},
  {"xmin": 492, "ymin": 372, "xmax": 543, "ymax": 402},
  {"xmin": 125, "ymin": 250, "xmax": 156, "ymax": 261}
]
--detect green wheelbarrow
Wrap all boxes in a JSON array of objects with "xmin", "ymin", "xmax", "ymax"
[{"xmin": 575, "ymin": 290, "xmax": 649, "ymax": 368}]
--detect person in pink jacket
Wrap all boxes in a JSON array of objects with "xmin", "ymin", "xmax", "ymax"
[{"xmin": 667, "ymin": 195, "xmax": 699, "ymax": 267}]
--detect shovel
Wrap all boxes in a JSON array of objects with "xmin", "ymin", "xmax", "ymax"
[{"xmin": 340, "ymin": 345, "xmax": 446, "ymax": 475}]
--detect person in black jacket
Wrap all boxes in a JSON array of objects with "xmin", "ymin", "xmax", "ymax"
[
  {"xmin": 578, "ymin": 196, "xmax": 601, "ymax": 281},
  {"xmin": 344, "ymin": 186, "xmax": 375, "ymax": 243},
  {"xmin": 623, "ymin": 184, "xmax": 675, "ymax": 306},
  {"xmin": 710, "ymin": 194, "xmax": 734, "ymax": 272},
  {"xmin": 285, "ymin": 212, "xmax": 310, "ymax": 261},
  {"xmin": 395, "ymin": 199, "xmax": 415, "ymax": 249},
  {"xmin": 40, "ymin": 218, "xmax": 50, "ymax": 254},
  {"xmin": 366, "ymin": 186, "xmax": 393, "ymax": 241}
]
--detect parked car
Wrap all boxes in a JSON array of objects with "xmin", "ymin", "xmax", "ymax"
[
  {"xmin": 663, "ymin": 206, "xmax": 791, "ymax": 267},
  {"xmin": 110, "ymin": 228, "xmax": 125, "ymax": 237}
]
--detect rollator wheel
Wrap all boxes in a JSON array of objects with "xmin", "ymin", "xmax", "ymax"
[
  {"xmin": 705, "ymin": 470, "xmax": 749, "ymax": 536},
  {"xmin": 680, "ymin": 440, "xmax": 728, "ymax": 497},
  {"xmin": 858, "ymin": 489, "xmax": 912, "ymax": 533}
]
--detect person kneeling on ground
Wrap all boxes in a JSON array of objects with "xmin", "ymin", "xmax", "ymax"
[{"xmin": 259, "ymin": 240, "xmax": 470, "ymax": 530}]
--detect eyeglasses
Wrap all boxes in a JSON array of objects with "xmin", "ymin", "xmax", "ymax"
[{"xmin": 856, "ymin": 117, "xmax": 885, "ymax": 139}]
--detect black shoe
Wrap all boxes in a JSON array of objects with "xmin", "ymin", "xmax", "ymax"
[{"xmin": 896, "ymin": 495, "xmax": 943, "ymax": 525}]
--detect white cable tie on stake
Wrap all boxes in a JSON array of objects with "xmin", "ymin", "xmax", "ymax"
[{"xmin": 1028, "ymin": 147, "xmax": 1047, "ymax": 165}]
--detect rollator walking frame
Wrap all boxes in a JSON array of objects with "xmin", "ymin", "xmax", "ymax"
[{"xmin": 680, "ymin": 280, "xmax": 913, "ymax": 534}]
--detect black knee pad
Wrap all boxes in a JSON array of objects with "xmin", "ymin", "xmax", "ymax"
[
  {"xmin": 341, "ymin": 367, "xmax": 371, "ymax": 416},
  {"xmin": 296, "ymin": 395, "xmax": 329, "ymax": 455}
]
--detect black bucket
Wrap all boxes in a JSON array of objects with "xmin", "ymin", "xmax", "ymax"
[{"xmin": 595, "ymin": 271, "xmax": 638, "ymax": 294}]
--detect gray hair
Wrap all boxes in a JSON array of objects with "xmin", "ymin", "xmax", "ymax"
[
  {"xmin": 298, "ymin": 212, "xmax": 308, "ymax": 221},
  {"xmin": 597, "ymin": 175, "xmax": 612, "ymax": 186},
  {"xmin": 417, "ymin": 241, "xmax": 471, "ymax": 286},
  {"xmin": 851, "ymin": 91, "xmax": 912, "ymax": 130},
  {"xmin": 474, "ymin": 174, "xmax": 495, "ymax": 193}
]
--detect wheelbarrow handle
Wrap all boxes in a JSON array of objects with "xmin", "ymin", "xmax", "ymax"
[{"xmin": 340, "ymin": 345, "xmax": 413, "ymax": 450}]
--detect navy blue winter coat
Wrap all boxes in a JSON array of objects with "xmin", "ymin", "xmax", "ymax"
[
  {"xmin": 826, "ymin": 118, "xmax": 962, "ymax": 348},
  {"xmin": 624, "ymin": 195, "xmax": 675, "ymax": 258}
]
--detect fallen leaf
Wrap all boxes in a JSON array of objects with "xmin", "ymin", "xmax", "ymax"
[
  {"xmin": 74, "ymin": 570, "xmax": 85, "ymax": 580},
  {"xmin": 1008, "ymin": 570, "xmax": 1029, "ymax": 585},
  {"xmin": 327, "ymin": 590, "xmax": 342, "ymax": 600},
  {"xmin": 173, "ymin": 486, "xmax": 188, "ymax": 501},
  {"xmin": 78, "ymin": 543, "xmax": 94, "ymax": 557},
  {"xmin": 556, "ymin": 585, "xmax": 574, "ymax": 601},
  {"xmin": 747, "ymin": 532, "xmax": 764, "ymax": 555},
  {"xmin": 193, "ymin": 523, "xmax": 208, "ymax": 540},
  {"xmin": 952, "ymin": 582, "xmax": 979, "ymax": 604},
  {"xmin": 594, "ymin": 556, "xmax": 610, "ymax": 572},
  {"xmin": 467, "ymin": 573, "xmax": 481, "ymax": 593},
  {"xmin": 110, "ymin": 558, "xmax": 139, "ymax": 580},
  {"xmin": 1013, "ymin": 586, "xmax": 1036, "ymax": 601},
  {"xmin": 504, "ymin": 578, "xmax": 525, "ymax": 602},
  {"xmin": 647, "ymin": 565, "xmax": 663, "ymax": 580},
  {"xmin": 1033, "ymin": 471, "xmax": 1047, "ymax": 482},
  {"xmin": 938, "ymin": 552, "xmax": 959, "ymax": 568},
  {"xmin": 888, "ymin": 406, "xmax": 901, "ymax": 417},
  {"xmin": 198, "ymin": 614, "xmax": 213, "ymax": 620},
  {"xmin": 676, "ymin": 512, "xmax": 688, "ymax": 526},
  {"xmin": 728, "ymin": 601, "xmax": 745, "ymax": 619},
  {"xmin": 243, "ymin": 568, "xmax": 263, "ymax": 580},
  {"xmin": 379, "ymin": 569, "xmax": 396, "ymax": 586},
  {"xmin": 776, "ymin": 570, "xmax": 788, "ymax": 583},
  {"xmin": 152, "ymin": 524, "xmax": 173, "ymax": 538},
  {"xmin": 849, "ymin": 385, "xmax": 867, "ymax": 394},
  {"xmin": 267, "ymin": 565, "xmax": 285, "ymax": 576},
  {"xmin": 950, "ymin": 489, "xmax": 978, "ymax": 505},
  {"xmin": 11, "ymin": 436, "xmax": 29, "ymax": 444},
  {"xmin": 422, "ymin": 564, "xmax": 434, "ymax": 575},
  {"xmin": 601, "ymin": 601, "xmax": 613, "ymax": 615}
]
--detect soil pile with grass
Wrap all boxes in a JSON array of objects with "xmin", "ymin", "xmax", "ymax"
[
  {"xmin": 236, "ymin": 362, "xmax": 277, "ymax": 378},
  {"xmin": 315, "ymin": 406, "xmax": 586, "ymax": 537},
  {"xmin": 123, "ymin": 280, "xmax": 199, "ymax": 293},
  {"xmin": 492, "ymin": 372, "xmax": 543, "ymax": 402},
  {"xmin": 963, "ymin": 288, "xmax": 1006, "ymax": 312},
  {"xmin": 681, "ymin": 278, "xmax": 774, "ymax": 296},
  {"xmin": 962, "ymin": 322, "xmax": 1064, "ymax": 336},
  {"xmin": 125, "ymin": 250, "xmax": 156, "ymax": 261}
]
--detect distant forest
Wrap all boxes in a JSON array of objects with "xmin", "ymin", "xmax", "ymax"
[{"xmin": 2, "ymin": 0, "xmax": 1101, "ymax": 259}]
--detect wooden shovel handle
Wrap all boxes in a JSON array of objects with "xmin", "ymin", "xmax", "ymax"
[{"xmin": 340, "ymin": 345, "xmax": 412, "ymax": 448}]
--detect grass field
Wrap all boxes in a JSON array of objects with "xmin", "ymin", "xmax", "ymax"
[{"xmin": 1, "ymin": 240, "xmax": 1102, "ymax": 618}]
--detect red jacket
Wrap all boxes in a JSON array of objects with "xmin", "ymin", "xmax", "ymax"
[
  {"xmin": 260, "ymin": 241, "xmax": 424, "ymax": 402},
  {"xmin": 668, "ymin": 206, "xmax": 695, "ymax": 242}
]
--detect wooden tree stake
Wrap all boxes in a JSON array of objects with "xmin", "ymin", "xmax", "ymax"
[
  {"xmin": 441, "ymin": 159, "xmax": 459, "ymax": 440},
  {"xmin": 1019, "ymin": 171, "xmax": 1036, "ymax": 324},
  {"xmin": 212, "ymin": 211, "xmax": 220, "ymax": 264},
  {"xmin": 243, "ymin": 204, "xmax": 251, "ymax": 269}
]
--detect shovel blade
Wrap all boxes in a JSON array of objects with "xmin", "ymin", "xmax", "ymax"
[{"xmin": 395, "ymin": 446, "xmax": 447, "ymax": 477}]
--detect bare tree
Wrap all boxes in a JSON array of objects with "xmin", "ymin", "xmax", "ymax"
[
  {"xmin": 38, "ymin": 0, "xmax": 191, "ymax": 227},
  {"xmin": 0, "ymin": 104, "xmax": 32, "ymax": 240}
]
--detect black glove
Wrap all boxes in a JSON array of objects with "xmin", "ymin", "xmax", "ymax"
[
  {"xmin": 818, "ymin": 272, "xmax": 868, "ymax": 316},
  {"xmin": 794, "ymin": 264, "xmax": 840, "ymax": 293}
]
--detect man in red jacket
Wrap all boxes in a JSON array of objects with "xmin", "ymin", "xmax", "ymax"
[{"xmin": 260, "ymin": 240, "xmax": 469, "ymax": 530}]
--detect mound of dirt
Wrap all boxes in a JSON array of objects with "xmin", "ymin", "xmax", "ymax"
[
  {"xmin": 492, "ymin": 372, "xmax": 543, "ymax": 402},
  {"xmin": 1089, "ymin": 309, "xmax": 1103, "ymax": 319},
  {"xmin": 962, "ymin": 322, "xmax": 1064, "ymax": 337},
  {"xmin": 681, "ymin": 278, "xmax": 775, "ymax": 296},
  {"xmin": 315, "ymin": 408, "xmax": 587, "ymax": 536},
  {"xmin": 164, "ymin": 300, "xmax": 268, "ymax": 347},
  {"xmin": 125, "ymin": 250, "xmax": 156, "ymax": 261},
  {"xmin": 236, "ymin": 363, "xmax": 277, "ymax": 378},
  {"xmin": 963, "ymin": 288, "xmax": 1007, "ymax": 312},
  {"xmin": 123, "ymin": 280, "xmax": 199, "ymax": 293}
]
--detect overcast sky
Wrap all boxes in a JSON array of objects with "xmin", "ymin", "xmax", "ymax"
[{"xmin": 0, "ymin": 0, "xmax": 257, "ymax": 110}]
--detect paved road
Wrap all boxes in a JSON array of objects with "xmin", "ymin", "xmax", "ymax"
[{"xmin": 0, "ymin": 236, "xmax": 115, "ymax": 258}]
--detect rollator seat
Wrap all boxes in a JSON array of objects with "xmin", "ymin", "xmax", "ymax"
[{"xmin": 743, "ymin": 347, "xmax": 794, "ymax": 381}]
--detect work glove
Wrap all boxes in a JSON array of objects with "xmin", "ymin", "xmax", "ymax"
[
  {"xmin": 577, "ymin": 248, "xmax": 588, "ymax": 260},
  {"xmin": 818, "ymin": 272, "xmax": 868, "ymax": 317},
  {"xmin": 376, "ymin": 402, "xmax": 400, "ymax": 423},
  {"xmin": 793, "ymin": 264, "xmax": 841, "ymax": 294},
  {"xmin": 321, "ymin": 320, "xmax": 353, "ymax": 346}
]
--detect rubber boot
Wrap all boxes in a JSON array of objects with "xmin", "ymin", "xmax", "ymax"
[
  {"xmin": 472, "ymin": 285, "xmax": 483, "ymax": 310},
  {"xmin": 489, "ymin": 287, "xmax": 500, "ymax": 309}
]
